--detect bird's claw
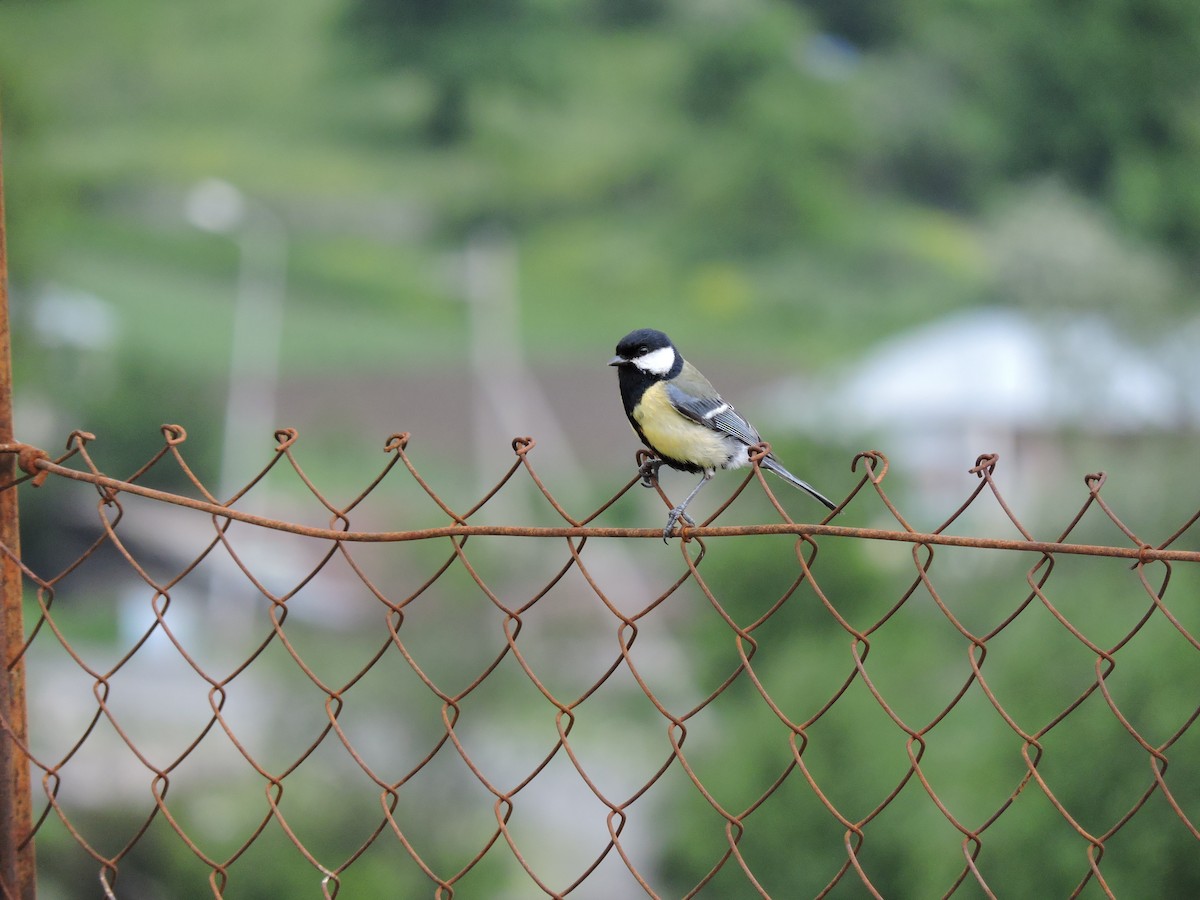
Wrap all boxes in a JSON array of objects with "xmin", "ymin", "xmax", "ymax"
[
  {"xmin": 638, "ymin": 457, "xmax": 663, "ymax": 489},
  {"xmin": 662, "ymin": 506, "xmax": 696, "ymax": 542}
]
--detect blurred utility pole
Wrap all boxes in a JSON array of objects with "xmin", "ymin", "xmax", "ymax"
[
  {"xmin": 463, "ymin": 225, "xmax": 525, "ymax": 496},
  {"xmin": 462, "ymin": 227, "xmax": 583, "ymax": 501},
  {"xmin": 460, "ymin": 227, "xmax": 655, "ymax": 635},
  {"xmin": 185, "ymin": 179, "xmax": 287, "ymax": 508},
  {"xmin": 0, "ymin": 112, "xmax": 37, "ymax": 900}
]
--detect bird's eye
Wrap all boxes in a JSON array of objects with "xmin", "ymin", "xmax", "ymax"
[{"xmin": 637, "ymin": 346, "xmax": 648, "ymax": 354}]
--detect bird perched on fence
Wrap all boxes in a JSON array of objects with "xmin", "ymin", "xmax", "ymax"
[{"xmin": 609, "ymin": 328, "xmax": 836, "ymax": 541}]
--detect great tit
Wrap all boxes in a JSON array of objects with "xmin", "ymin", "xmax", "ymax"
[{"xmin": 609, "ymin": 328, "xmax": 836, "ymax": 540}]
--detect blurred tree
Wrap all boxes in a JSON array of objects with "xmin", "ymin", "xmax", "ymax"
[
  {"xmin": 670, "ymin": 5, "xmax": 863, "ymax": 253},
  {"xmin": 796, "ymin": 0, "xmax": 907, "ymax": 48},
  {"xmin": 922, "ymin": 0, "xmax": 1200, "ymax": 250},
  {"xmin": 984, "ymin": 178, "xmax": 1180, "ymax": 320},
  {"xmin": 341, "ymin": 0, "xmax": 543, "ymax": 143},
  {"xmin": 681, "ymin": 28, "xmax": 776, "ymax": 122},
  {"xmin": 586, "ymin": 0, "xmax": 669, "ymax": 28}
]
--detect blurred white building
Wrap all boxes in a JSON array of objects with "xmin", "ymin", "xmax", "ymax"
[{"xmin": 763, "ymin": 306, "xmax": 1191, "ymax": 509}]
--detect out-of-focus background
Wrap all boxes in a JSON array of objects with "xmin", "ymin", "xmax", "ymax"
[
  {"xmin": 3, "ymin": 1, "xmax": 1200, "ymax": 897},
  {"xmin": 5, "ymin": 0, "xmax": 1199, "ymax": 515}
]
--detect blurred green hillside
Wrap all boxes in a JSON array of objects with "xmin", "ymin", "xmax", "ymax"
[{"xmin": 4, "ymin": 0, "xmax": 1195, "ymax": 380}]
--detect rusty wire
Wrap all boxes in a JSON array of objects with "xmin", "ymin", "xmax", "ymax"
[{"xmin": 0, "ymin": 426, "xmax": 1198, "ymax": 898}]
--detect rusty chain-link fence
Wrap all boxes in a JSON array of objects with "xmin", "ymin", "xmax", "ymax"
[{"xmin": 1, "ymin": 425, "xmax": 1198, "ymax": 899}]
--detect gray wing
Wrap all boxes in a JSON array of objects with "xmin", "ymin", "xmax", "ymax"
[{"xmin": 666, "ymin": 382, "xmax": 762, "ymax": 447}]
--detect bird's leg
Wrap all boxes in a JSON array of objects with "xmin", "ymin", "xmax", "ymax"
[
  {"xmin": 663, "ymin": 470, "xmax": 713, "ymax": 542},
  {"xmin": 638, "ymin": 456, "xmax": 664, "ymax": 489}
]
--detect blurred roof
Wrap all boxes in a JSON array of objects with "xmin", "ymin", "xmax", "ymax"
[{"xmin": 766, "ymin": 307, "xmax": 1184, "ymax": 437}]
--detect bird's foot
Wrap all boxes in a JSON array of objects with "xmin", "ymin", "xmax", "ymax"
[
  {"xmin": 638, "ymin": 457, "xmax": 663, "ymax": 489},
  {"xmin": 662, "ymin": 506, "xmax": 696, "ymax": 542}
]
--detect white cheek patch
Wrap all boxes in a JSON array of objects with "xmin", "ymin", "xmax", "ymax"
[{"xmin": 634, "ymin": 346, "xmax": 676, "ymax": 375}]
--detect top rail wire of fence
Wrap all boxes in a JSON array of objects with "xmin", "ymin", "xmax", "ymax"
[{"xmin": 0, "ymin": 426, "xmax": 1198, "ymax": 900}]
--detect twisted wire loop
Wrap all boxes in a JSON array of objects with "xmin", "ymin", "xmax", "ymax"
[{"xmin": 1, "ymin": 429, "xmax": 1198, "ymax": 898}]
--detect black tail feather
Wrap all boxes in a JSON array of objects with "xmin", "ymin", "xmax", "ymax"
[{"xmin": 759, "ymin": 457, "xmax": 837, "ymax": 510}]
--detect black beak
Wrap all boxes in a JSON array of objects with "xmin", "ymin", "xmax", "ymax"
[{"xmin": 607, "ymin": 355, "xmax": 626, "ymax": 367}]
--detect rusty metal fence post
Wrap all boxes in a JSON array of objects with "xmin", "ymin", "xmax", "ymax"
[{"xmin": 0, "ymin": 115, "xmax": 37, "ymax": 900}]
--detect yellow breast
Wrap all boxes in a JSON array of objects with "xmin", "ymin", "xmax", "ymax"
[{"xmin": 634, "ymin": 382, "xmax": 730, "ymax": 469}]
